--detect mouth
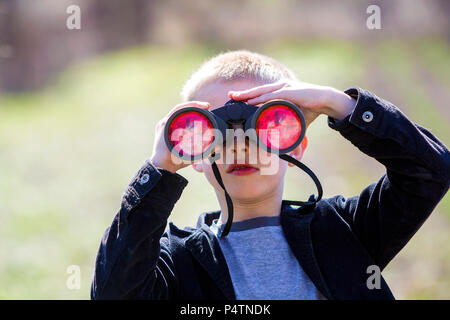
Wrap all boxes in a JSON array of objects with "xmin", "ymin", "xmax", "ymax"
[{"xmin": 226, "ymin": 163, "xmax": 259, "ymax": 176}]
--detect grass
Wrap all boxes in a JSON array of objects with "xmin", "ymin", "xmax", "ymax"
[{"xmin": 0, "ymin": 39, "xmax": 448, "ymax": 299}]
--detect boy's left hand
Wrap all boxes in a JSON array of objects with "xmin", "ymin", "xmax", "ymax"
[{"xmin": 228, "ymin": 80, "xmax": 356, "ymax": 128}]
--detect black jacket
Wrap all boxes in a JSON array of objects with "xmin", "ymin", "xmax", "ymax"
[{"xmin": 91, "ymin": 88, "xmax": 450, "ymax": 300}]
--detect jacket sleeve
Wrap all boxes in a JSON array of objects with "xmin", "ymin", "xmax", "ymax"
[
  {"xmin": 328, "ymin": 87, "xmax": 450, "ymax": 270},
  {"xmin": 90, "ymin": 159, "xmax": 188, "ymax": 299}
]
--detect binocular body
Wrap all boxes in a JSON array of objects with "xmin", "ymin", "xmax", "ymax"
[{"xmin": 164, "ymin": 99, "xmax": 306, "ymax": 161}]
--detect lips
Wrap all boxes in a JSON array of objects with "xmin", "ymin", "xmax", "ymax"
[{"xmin": 226, "ymin": 163, "xmax": 259, "ymax": 175}]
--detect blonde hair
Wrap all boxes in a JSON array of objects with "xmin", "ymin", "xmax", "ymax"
[{"xmin": 181, "ymin": 50, "xmax": 297, "ymax": 101}]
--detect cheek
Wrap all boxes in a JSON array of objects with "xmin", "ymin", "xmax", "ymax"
[
  {"xmin": 259, "ymin": 160, "xmax": 288, "ymax": 183},
  {"xmin": 258, "ymin": 151, "xmax": 288, "ymax": 175}
]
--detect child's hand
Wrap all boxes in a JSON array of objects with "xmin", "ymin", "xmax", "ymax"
[
  {"xmin": 228, "ymin": 80, "xmax": 356, "ymax": 127},
  {"xmin": 150, "ymin": 101, "xmax": 210, "ymax": 173}
]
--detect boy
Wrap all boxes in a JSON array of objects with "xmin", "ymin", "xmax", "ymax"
[{"xmin": 91, "ymin": 50, "xmax": 450, "ymax": 300}]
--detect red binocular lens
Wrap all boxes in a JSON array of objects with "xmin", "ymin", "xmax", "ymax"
[
  {"xmin": 251, "ymin": 101, "xmax": 305, "ymax": 154},
  {"xmin": 164, "ymin": 100, "xmax": 306, "ymax": 160},
  {"xmin": 165, "ymin": 109, "xmax": 216, "ymax": 159}
]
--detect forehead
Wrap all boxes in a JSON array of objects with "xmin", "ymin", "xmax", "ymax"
[{"xmin": 194, "ymin": 79, "xmax": 265, "ymax": 110}]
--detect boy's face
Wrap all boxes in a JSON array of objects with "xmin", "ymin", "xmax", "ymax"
[{"xmin": 191, "ymin": 79, "xmax": 305, "ymax": 202}]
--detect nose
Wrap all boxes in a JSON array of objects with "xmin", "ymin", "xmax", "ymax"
[
  {"xmin": 232, "ymin": 130, "xmax": 248, "ymax": 153},
  {"xmin": 227, "ymin": 124, "xmax": 249, "ymax": 162},
  {"xmin": 231, "ymin": 123, "xmax": 247, "ymax": 150}
]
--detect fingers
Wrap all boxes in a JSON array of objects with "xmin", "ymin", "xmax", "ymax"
[
  {"xmin": 169, "ymin": 101, "xmax": 210, "ymax": 115},
  {"xmin": 228, "ymin": 81, "xmax": 286, "ymax": 101},
  {"xmin": 245, "ymin": 89, "xmax": 292, "ymax": 105},
  {"xmin": 163, "ymin": 101, "xmax": 210, "ymax": 122}
]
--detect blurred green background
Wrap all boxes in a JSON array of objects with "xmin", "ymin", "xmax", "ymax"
[{"xmin": 0, "ymin": 0, "xmax": 449, "ymax": 299}]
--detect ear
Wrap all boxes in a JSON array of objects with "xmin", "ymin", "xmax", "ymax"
[
  {"xmin": 288, "ymin": 136, "xmax": 308, "ymax": 167},
  {"xmin": 192, "ymin": 160, "xmax": 204, "ymax": 173}
]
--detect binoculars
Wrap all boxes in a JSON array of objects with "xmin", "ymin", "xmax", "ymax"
[{"xmin": 164, "ymin": 99, "xmax": 306, "ymax": 161}]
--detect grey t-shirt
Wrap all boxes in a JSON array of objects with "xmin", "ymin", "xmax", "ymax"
[{"xmin": 210, "ymin": 216, "xmax": 318, "ymax": 300}]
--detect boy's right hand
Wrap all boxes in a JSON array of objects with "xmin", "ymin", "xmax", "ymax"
[{"xmin": 150, "ymin": 101, "xmax": 211, "ymax": 173}]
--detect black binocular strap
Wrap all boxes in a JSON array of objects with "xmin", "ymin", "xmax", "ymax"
[
  {"xmin": 279, "ymin": 153, "xmax": 323, "ymax": 207},
  {"xmin": 210, "ymin": 158, "xmax": 234, "ymax": 238},
  {"xmin": 209, "ymin": 153, "xmax": 323, "ymax": 238}
]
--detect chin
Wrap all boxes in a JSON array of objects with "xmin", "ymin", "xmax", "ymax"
[
  {"xmin": 230, "ymin": 192, "xmax": 268, "ymax": 203},
  {"xmin": 228, "ymin": 183, "xmax": 276, "ymax": 201}
]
